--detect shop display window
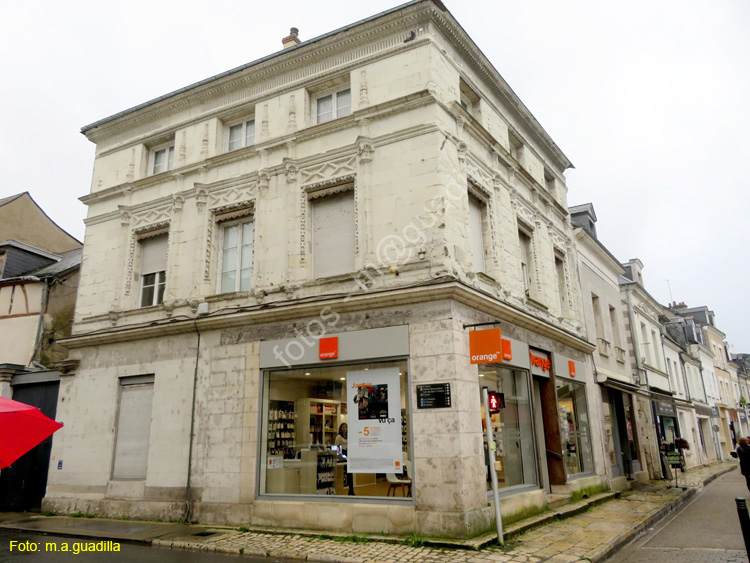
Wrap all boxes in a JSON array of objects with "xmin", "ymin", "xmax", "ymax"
[
  {"xmin": 260, "ymin": 360, "xmax": 411, "ymax": 499},
  {"xmin": 478, "ymin": 365, "xmax": 537, "ymax": 491},
  {"xmin": 556, "ymin": 380, "xmax": 593, "ymax": 476}
]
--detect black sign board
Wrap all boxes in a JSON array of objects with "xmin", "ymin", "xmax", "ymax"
[{"xmin": 416, "ymin": 383, "xmax": 451, "ymax": 409}]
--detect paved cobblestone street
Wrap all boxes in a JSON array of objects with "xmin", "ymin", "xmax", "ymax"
[{"xmin": 149, "ymin": 462, "xmax": 739, "ymax": 563}]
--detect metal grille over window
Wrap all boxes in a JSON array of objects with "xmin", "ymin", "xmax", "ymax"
[{"xmin": 312, "ymin": 190, "xmax": 355, "ymax": 278}]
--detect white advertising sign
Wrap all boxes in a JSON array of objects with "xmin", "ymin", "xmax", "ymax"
[{"xmin": 346, "ymin": 367, "xmax": 403, "ymax": 474}]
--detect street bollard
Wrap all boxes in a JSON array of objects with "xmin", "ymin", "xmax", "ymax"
[{"xmin": 735, "ymin": 498, "xmax": 750, "ymax": 554}]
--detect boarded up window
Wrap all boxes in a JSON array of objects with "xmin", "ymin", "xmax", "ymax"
[
  {"xmin": 312, "ymin": 190, "xmax": 355, "ymax": 278},
  {"xmin": 112, "ymin": 376, "xmax": 154, "ymax": 480},
  {"xmin": 468, "ymin": 195, "xmax": 485, "ymax": 272}
]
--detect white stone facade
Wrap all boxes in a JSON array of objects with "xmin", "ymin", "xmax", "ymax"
[{"xmin": 47, "ymin": 1, "xmax": 598, "ymax": 537}]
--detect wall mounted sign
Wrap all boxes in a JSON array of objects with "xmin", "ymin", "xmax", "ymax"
[
  {"xmin": 469, "ymin": 328, "xmax": 502, "ymax": 364},
  {"xmin": 568, "ymin": 360, "xmax": 576, "ymax": 377},
  {"xmin": 318, "ymin": 337, "xmax": 338, "ymax": 360},
  {"xmin": 502, "ymin": 339, "xmax": 512, "ymax": 361},
  {"xmin": 416, "ymin": 383, "xmax": 452, "ymax": 409},
  {"xmin": 529, "ymin": 349, "xmax": 551, "ymax": 378},
  {"xmin": 530, "ymin": 353, "xmax": 551, "ymax": 371}
]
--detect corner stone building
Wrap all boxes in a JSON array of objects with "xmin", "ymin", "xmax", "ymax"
[{"xmin": 47, "ymin": 0, "xmax": 601, "ymax": 538}]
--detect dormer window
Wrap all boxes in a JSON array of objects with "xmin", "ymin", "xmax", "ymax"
[
  {"xmin": 228, "ymin": 119, "xmax": 255, "ymax": 151},
  {"xmin": 151, "ymin": 143, "xmax": 174, "ymax": 175},
  {"xmin": 315, "ymin": 88, "xmax": 351, "ymax": 124}
]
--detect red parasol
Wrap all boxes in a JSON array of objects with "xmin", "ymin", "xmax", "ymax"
[{"xmin": 0, "ymin": 396, "xmax": 63, "ymax": 469}]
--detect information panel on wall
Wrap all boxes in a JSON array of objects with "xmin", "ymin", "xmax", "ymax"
[{"xmin": 347, "ymin": 368, "xmax": 402, "ymax": 474}]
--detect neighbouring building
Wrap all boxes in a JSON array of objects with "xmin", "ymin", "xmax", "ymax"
[
  {"xmin": 570, "ymin": 203, "xmax": 647, "ymax": 487},
  {"xmin": 0, "ymin": 194, "xmax": 82, "ymax": 511},
  {"xmin": 46, "ymin": 0, "xmax": 609, "ymax": 538}
]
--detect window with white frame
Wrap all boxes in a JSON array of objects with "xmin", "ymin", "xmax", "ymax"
[
  {"xmin": 228, "ymin": 119, "xmax": 255, "ymax": 151},
  {"xmin": 151, "ymin": 143, "xmax": 174, "ymax": 175},
  {"xmin": 315, "ymin": 88, "xmax": 351, "ymax": 124},
  {"xmin": 312, "ymin": 189, "xmax": 355, "ymax": 278},
  {"xmin": 219, "ymin": 217, "xmax": 254, "ymax": 294},
  {"xmin": 468, "ymin": 194, "xmax": 486, "ymax": 272},
  {"xmin": 112, "ymin": 375, "xmax": 154, "ymax": 480},
  {"xmin": 139, "ymin": 233, "xmax": 168, "ymax": 307}
]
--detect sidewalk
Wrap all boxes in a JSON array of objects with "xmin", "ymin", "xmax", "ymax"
[{"xmin": 0, "ymin": 461, "xmax": 738, "ymax": 563}]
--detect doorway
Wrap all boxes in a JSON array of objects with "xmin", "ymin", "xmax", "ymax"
[{"xmin": 0, "ymin": 380, "xmax": 60, "ymax": 511}]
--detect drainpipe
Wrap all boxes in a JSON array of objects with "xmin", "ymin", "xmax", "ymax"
[
  {"xmin": 184, "ymin": 319, "xmax": 202, "ymax": 522},
  {"xmin": 625, "ymin": 286, "xmax": 662, "ymax": 479}
]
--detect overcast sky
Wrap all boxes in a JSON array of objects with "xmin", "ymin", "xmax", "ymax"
[{"xmin": 1, "ymin": 1, "xmax": 748, "ymax": 350}]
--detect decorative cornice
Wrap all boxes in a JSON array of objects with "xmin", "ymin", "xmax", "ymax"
[{"xmin": 61, "ymin": 280, "xmax": 594, "ymax": 353}]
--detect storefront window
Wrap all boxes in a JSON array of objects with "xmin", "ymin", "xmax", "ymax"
[
  {"xmin": 260, "ymin": 360, "xmax": 410, "ymax": 498},
  {"xmin": 478, "ymin": 365, "xmax": 537, "ymax": 491},
  {"xmin": 556, "ymin": 380, "xmax": 593, "ymax": 477}
]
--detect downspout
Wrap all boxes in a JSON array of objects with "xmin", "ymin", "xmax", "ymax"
[
  {"xmin": 28, "ymin": 279, "xmax": 50, "ymax": 367},
  {"xmin": 625, "ymin": 286, "xmax": 662, "ymax": 479},
  {"xmin": 184, "ymin": 319, "xmax": 201, "ymax": 522}
]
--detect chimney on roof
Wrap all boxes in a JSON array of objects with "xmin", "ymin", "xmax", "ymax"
[{"xmin": 282, "ymin": 27, "xmax": 300, "ymax": 49}]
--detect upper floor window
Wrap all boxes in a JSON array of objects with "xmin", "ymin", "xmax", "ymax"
[
  {"xmin": 312, "ymin": 189, "xmax": 355, "ymax": 278},
  {"xmin": 315, "ymin": 88, "xmax": 351, "ymax": 124},
  {"xmin": 151, "ymin": 144, "xmax": 174, "ymax": 175},
  {"xmin": 468, "ymin": 194, "xmax": 486, "ymax": 273},
  {"xmin": 139, "ymin": 233, "xmax": 168, "ymax": 307},
  {"xmin": 219, "ymin": 218, "xmax": 254, "ymax": 293},
  {"xmin": 518, "ymin": 230, "xmax": 532, "ymax": 295},
  {"xmin": 459, "ymin": 79, "xmax": 480, "ymax": 117},
  {"xmin": 554, "ymin": 254, "xmax": 566, "ymax": 311},
  {"xmin": 228, "ymin": 119, "xmax": 255, "ymax": 151}
]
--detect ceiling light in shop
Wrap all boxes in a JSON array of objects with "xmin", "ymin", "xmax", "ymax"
[
  {"xmin": 479, "ymin": 374, "xmax": 484, "ymax": 377},
  {"xmin": 305, "ymin": 372, "xmax": 311, "ymax": 376},
  {"xmin": 340, "ymin": 377, "xmax": 345, "ymax": 380}
]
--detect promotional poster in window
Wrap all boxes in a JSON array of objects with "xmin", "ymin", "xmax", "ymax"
[{"xmin": 347, "ymin": 368, "xmax": 402, "ymax": 474}]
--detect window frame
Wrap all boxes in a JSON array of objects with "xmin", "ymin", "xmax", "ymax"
[
  {"xmin": 518, "ymin": 229, "xmax": 532, "ymax": 295},
  {"xmin": 313, "ymin": 87, "xmax": 352, "ymax": 125},
  {"xmin": 216, "ymin": 216, "xmax": 255, "ymax": 295},
  {"xmin": 149, "ymin": 142, "xmax": 175, "ymax": 175},
  {"xmin": 310, "ymin": 187, "xmax": 356, "ymax": 279},
  {"xmin": 111, "ymin": 374, "xmax": 155, "ymax": 481},
  {"xmin": 137, "ymin": 232, "xmax": 168, "ymax": 308},
  {"xmin": 467, "ymin": 192, "xmax": 487, "ymax": 273},
  {"xmin": 227, "ymin": 118, "xmax": 256, "ymax": 152}
]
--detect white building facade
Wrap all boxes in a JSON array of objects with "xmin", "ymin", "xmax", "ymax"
[{"xmin": 46, "ymin": 0, "xmax": 604, "ymax": 538}]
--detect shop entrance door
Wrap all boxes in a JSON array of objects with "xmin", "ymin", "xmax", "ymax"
[
  {"xmin": 535, "ymin": 375, "xmax": 565, "ymax": 487},
  {"xmin": 532, "ymin": 380, "xmax": 550, "ymax": 492}
]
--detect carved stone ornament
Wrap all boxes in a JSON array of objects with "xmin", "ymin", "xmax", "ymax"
[
  {"xmin": 457, "ymin": 141, "xmax": 468, "ymax": 164},
  {"xmin": 188, "ymin": 299, "xmax": 200, "ymax": 314},
  {"xmin": 300, "ymin": 154, "xmax": 356, "ymax": 186},
  {"xmin": 360, "ymin": 69, "xmax": 369, "ymax": 107},
  {"xmin": 358, "ymin": 140, "xmax": 374, "ymax": 164},
  {"xmin": 258, "ymin": 170, "xmax": 271, "ymax": 190},
  {"xmin": 285, "ymin": 160, "xmax": 299, "ymax": 183},
  {"xmin": 120, "ymin": 211, "xmax": 131, "ymax": 227},
  {"xmin": 289, "ymin": 94, "xmax": 297, "ymax": 130},
  {"xmin": 196, "ymin": 188, "xmax": 208, "ymax": 212},
  {"xmin": 173, "ymin": 194, "xmax": 184, "ymax": 211}
]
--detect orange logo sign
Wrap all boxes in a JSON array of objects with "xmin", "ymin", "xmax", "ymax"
[
  {"xmin": 529, "ymin": 353, "xmax": 551, "ymax": 371},
  {"xmin": 502, "ymin": 339, "xmax": 512, "ymax": 361},
  {"xmin": 469, "ymin": 328, "xmax": 502, "ymax": 364},
  {"xmin": 568, "ymin": 360, "xmax": 576, "ymax": 377},
  {"xmin": 319, "ymin": 337, "xmax": 338, "ymax": 360}
]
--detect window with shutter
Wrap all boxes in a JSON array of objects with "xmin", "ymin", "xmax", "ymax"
[
  {"xmin": 139, "ymin": 234, "xmax": 168, "ymax": 307},
  {"xmin": 312, "ymin": 190, "xmax": 355, "ymax": 278},
  {"xmin": 112, "ymin": 376, "xmax": 154, "ymax": 480},
  {"xmin": 468, "ymin": 195, "xmax": 485, "ymax": 272}
]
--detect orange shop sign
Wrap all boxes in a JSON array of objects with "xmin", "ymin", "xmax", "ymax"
[
  {"xmin": 529, "ymin": 352, "xmax": 551, "ymax": 372},
  {"xmin": 319, "ymin": 337, "xmax": 338, "ymax": 360},
  {"xmin": 469, "ymin": 328, "xmax": 502, "ymax": 364}
]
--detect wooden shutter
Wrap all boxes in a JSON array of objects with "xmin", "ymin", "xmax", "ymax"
[
  {"xmin": 312, "ymin": 190, "xmax": 355, "ymax": 278},
  {"xmin": 112, "ymin": 378, "xmax": 154, "ymax": 480}
]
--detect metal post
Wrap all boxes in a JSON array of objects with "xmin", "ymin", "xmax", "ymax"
[
  {"xmin": 736, "ymin": 498, "xmax": 750, "ymax": 554},
  {"xmin": 483, "ymin": 388, "xmax": 504, "ymax": 544}
]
